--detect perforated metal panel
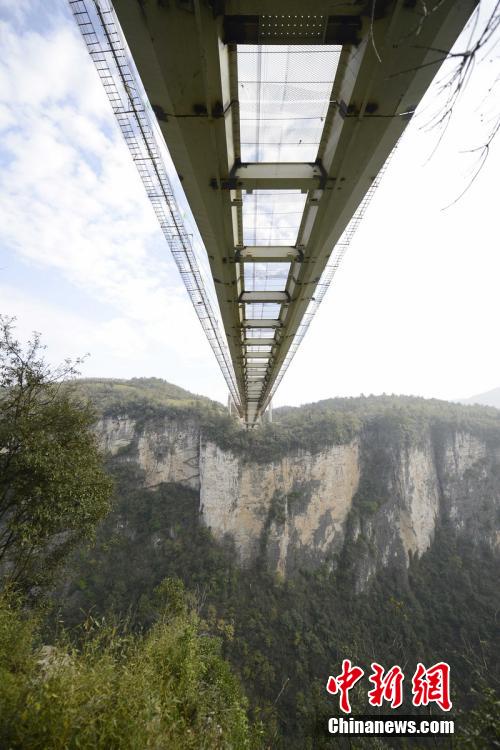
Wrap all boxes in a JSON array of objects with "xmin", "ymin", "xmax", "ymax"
[
  {"xmin": 259, "ymin": 14, "xmax": 327, "ymax": 42},
  {"xmin": 238, "ymin": 44, "xmax": 341, "ymax": 162}
]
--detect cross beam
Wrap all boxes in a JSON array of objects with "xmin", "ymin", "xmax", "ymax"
[{"xmin": 112, "ymin": 0, "xmax": 475, "ymax": 425}]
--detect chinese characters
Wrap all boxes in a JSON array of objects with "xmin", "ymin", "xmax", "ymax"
[{"xmin": 326, "ymin": 661, "xmax": 452, "ymax": 714}]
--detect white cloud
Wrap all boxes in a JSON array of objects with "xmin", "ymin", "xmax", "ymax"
[
  {"xmin": 0, "ymin": 1, "xmax": 227, "ymax": 399},
  {"xmin": 0, "ymin": 281, "xmax": 223, "ymax": 397}
]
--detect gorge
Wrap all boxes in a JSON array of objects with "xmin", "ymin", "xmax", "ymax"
[
  {"xmin": 95, "ymin": 384, "xmax": 499, "ymax": 586},
  {"xmin": 55, "ymin": 378, "xmax": 500, "ymax": 747}
]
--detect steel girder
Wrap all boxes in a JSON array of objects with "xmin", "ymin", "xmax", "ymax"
[{"xmin": 113, "ymin": 0, "xmax": 476, "ymax": 424}]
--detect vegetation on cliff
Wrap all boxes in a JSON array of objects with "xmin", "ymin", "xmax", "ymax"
[
  {"xmin": 2, "ymin": 354, "xmax": 499, "ymax": 748},
  {"xmin": 59, "ymin": 464, "xmax": 500, "ymax": 749},
  {"xmin": 275, "ymin": 393, "xmax": 500, "ymax": 451},
  {"xmin": 0, "ymin": 583, "xmax": 255, "ymax": 749},
  {"xmin": 75, "ymin": 376, "xmax": 500, "ymax": 463},
  {"xmin": 77, "ymin": 376, "xmax": 216, "ymax": 416}
]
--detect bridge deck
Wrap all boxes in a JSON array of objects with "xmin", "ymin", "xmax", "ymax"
[{"xmin": 109, "ymin": 0, "xmax": 474, "ymax": 424}]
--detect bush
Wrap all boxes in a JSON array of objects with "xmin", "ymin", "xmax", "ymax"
[{"xmin": 0, "ymin": 585, "xmax": 257, "ymax": 749}]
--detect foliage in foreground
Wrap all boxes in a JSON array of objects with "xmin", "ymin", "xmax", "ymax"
[{"xmin": 0, "ymin": 582, "xmax": 256, "ymax": 750}]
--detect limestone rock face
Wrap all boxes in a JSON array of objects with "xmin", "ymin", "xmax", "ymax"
[
  {"xmin": 349, "ymin": 438, "xmax": 443, "ymax": 591},
  {"xmin": 439, "ymin": 431, "xmax": 499, "ymax": 548},
  {"xmin": 97, "ymin": 416, "xmax": 136, "ymax": 456},
  {"xmin": 199, "ymin": 441, "xmax": 360, "ymax": 575},
  {"xmin": 96, "ymin": 414, "xmax": 500, "ymax": 584},
  {"xmin": 97, "ymin": 416, "xmax": 200, "ymax": 490}
]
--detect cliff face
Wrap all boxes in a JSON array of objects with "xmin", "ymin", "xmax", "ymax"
[
  {"xmin": 96, "ymin": 411, "xmax": 500, "ymax": 584},
  {"xmin": 199, "ymin": 440, "xmax": 360, "ymax": 575},
  {"xmin": 97, "ymin": 416, "xmax": 200, "ymax": 490},
  {"xmin": 344, "ymin": 428, "xmax": 499, "ymax": 590}
]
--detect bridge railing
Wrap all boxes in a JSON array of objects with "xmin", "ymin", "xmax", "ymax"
[{"xmin": 68, "ymin": 0, "xmax": 242, "ymax": 411}]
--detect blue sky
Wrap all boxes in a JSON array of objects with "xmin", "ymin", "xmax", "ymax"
[{"xmin": 1, "ymin": 0, "xmax": 499, "ymax": 406}]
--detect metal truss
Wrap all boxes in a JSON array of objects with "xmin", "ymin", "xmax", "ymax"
[
  {"xmin": 69, "ymin": 0, "xmax": 474, "ymax": 425},
  {"xmin": 68, "ymin": 0, "xmax": 242, "ymax": 411}
]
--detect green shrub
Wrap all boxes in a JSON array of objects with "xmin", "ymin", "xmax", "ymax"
[{"xmin": 0, "ymin": 587, "xmax": 257, "ymax": 749}]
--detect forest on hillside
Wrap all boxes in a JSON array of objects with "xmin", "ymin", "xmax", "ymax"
[
  {"xmin": 1, "ymin": 325, "xmax": 499, "ymax": 748},
  {"xmin": 81, "ymin": 375, "xmax": 500, "ymax": 463},
  {"xmin": 58, "ymin": 464, "xmax": 500, "ymax": 749},
  {"xmin": 61, "ymin": 378, "xmax": 500, "ymax": 747}
]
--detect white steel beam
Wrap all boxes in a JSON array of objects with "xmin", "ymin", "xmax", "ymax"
[
  {"xmin": 243, "ymin": 338, "xmax": 276, "ymax": 346},
  {"xmin": 240, "ymin": 291, "xmax": 289, "ymax": 303},
  {"xmin": 228, "ymin": 162, "xmax": 325, "ymax": 191},
  {"xmin": 225, "ymin": 2, "xmax": 363, "ymax": 17},
  {"xmin": 243, "ymin": 319, "xmax": 282, "ymax": 328},
  {"xmin": 238, "ymin": 246, "xmax": 301, "ymax": 262},
  {"xmin": 113, "ymin": 0, "xmax": 248, "ymax": 401}
]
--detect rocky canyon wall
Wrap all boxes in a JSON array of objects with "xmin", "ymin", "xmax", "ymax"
[{"xmin": 96, "ymin": 413, "xmax": 500, "ymax": 583}]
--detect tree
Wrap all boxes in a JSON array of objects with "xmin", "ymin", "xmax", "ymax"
[
  {"xmin": 402, "ymin": 0, "xmax": 500, "ymax": 204},
  {"xmin": 457, "ymin": 683, "xmax": 500, "ymax": 748},
  {"xmin": 0, "ymin": 317, "xmax": 112, "ymax": 592}
]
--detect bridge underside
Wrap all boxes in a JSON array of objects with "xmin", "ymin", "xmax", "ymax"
[{"xmin": 113, "ymin": 0, "xmax": 474, "ymax": 424}]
